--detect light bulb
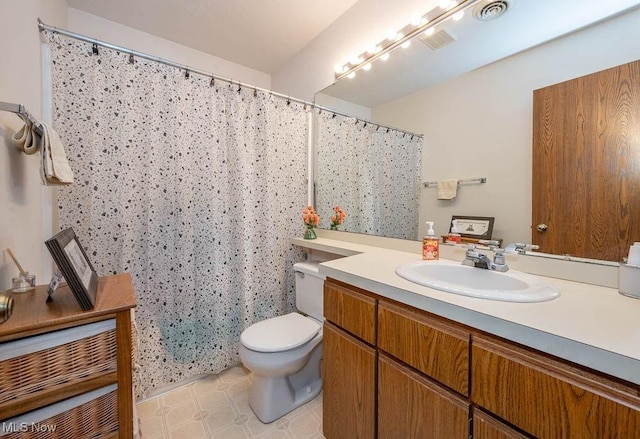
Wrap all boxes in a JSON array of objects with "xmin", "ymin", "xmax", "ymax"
[
  {"xmin": 386, "ymin": 29, "xmax": 398, "ymax": 41},
  {"xmin": 440, "ymin": 0, "xmax": 457, "ymax": 10},
  {"xmin": 349, "ymin": 55, "xmax": 363, "ymax": 65},
  {"xmin": 424, "ymin": 27, "xmax": 435, "ymax": 36},
  {"xmin": 395, "ymin": 33, "xmax": 404, "ymax": 42},
  {"xmin": 419, "ymin": 18, "xmax": 429, "ymax": 27},
  {"xmin": 380, "ymin": 52, "xmax": 390, "ymax": 61},
  {"xmin": 368, "ymin": 45, "xmax": 382, "ymax": 55},
  {"xmin": 410, "ymin": 15, "xmax": 422, "ymax": 26},
  {"xmin": 347, "ymin": 72, "xmax": 356, "ymax": 79},
  {"xmin": 362, "ymin": 63, "xmax": 372, "ymax": 71},
  {"xmin": 452, "ymin": 10, "xmax": 464, "ymax": 21},
  {"xmin": 401, "ymin": 40, "xmax": 411, "ymax": 49},
  {"xmin": 334, "ymin": 64, "xmax": 345, "ymax": 74}
]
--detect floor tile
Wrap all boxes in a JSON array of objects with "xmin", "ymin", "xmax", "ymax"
[{"xmin": 137, "ymin": 366, "xmax": 325, "ymax": 439}]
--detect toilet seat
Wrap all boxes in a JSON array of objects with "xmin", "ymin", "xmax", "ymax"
[{"xmin": 241, "ymin": 312, "xmax": 321, "ymax": 353}]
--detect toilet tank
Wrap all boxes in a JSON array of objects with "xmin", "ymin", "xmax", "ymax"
[{"xmin": 293, "ymin": 262, "xmax": 325, "ymax": 321}]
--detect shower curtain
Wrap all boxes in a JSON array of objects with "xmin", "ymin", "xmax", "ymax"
[
  {"xmin": 315, "ymin": 110, "xmax": 422, "ymax": 240},
  {"xmin": 45, "ymin": 32, "xmax": 307, "ymax": 397}
]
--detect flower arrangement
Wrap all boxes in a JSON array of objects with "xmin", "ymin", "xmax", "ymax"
[
  {"xmin": 302, "ymin": 205, "xmax": 319, "ymax": 239},
  {"xmin": 330, "ymin": 205, "xmax": 347, "ymax": 230}
]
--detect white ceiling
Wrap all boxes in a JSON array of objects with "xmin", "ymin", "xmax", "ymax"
[{"xmin": 66, "ymin": 0, "xmax": 359, "ymax": 74}]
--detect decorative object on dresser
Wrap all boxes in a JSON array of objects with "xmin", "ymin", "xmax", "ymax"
[
  {"xmin": 45, "ymin": 227, "xmax": 97, "ymax": 311},
  {"xmin": 0, "ymin": 273, "xmax": 137, "ymax": 438}
]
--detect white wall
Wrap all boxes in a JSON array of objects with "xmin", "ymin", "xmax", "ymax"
[
  {"xmin": 372, "ymin": 7, "xmax": 640, "ymax": 244},
  {"xmin": 67, "ymin": 8, "xmax": 271, "ymax": 89},
  {"xmin": 0, "ymin": 0, "xmax": 67, "ymax": 290}
]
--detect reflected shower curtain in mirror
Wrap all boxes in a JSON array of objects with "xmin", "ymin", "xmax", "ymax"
[
  {"xmin": 315, "ymin": 111, "xmax": 422, "ymax": 240},
  {"xmin": 45, "ymin": 32, "xmax": 307, "ymax": 397}
]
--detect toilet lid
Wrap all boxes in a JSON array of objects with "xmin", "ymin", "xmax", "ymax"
[{"xmin": 241, "ymin": 312, "xmax": 321, "ymax": 353}]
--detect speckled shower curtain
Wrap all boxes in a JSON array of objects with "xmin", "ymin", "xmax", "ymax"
[
  {"xmin": 45, "ymin": 32, "xmax": 307, "ymax": 397},
  {"xmin": 315, "ymin": 110, "xmax": 422, "ymax": 240}
]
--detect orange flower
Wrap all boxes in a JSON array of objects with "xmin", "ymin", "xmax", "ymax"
[
  {"xmin": 302, "ymin": 205, "xmax": 319, "ymax": 228},
  {"xmin": 330, "ymin": 205, "xmax": 346, "ymax": 230}
]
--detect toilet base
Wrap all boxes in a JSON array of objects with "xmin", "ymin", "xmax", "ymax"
[{"xmin": 249, "ymin": 343, "xmax": 323, "ymax": 423}]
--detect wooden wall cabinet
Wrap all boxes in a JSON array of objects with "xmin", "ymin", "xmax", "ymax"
[
  {"xmin": 323, "ymin": 278, "xmax": 640, "ymax": 439},
  {"xmin": 0, "ymin": 274, "xmax": 137, "ymax": 438}
]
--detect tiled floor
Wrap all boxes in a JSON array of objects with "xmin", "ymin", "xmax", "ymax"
[{"xmin": 136, "ymin": 366, "xmax": 324, "ymax": 438}]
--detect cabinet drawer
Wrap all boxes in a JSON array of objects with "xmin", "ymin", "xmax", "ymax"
[
  {"xmin": 0, "ymin": 320, "xmax": 117, "ymax": 418},
  {"xmin": 378, "ymin": 300, "xmax": 469, "ymax": 395},
  {"xmin": 324, "ymin": 280, "xmax": 376, "ymax": 345},
  {"xmin": 473, "ymin": 408, "xmax": 529, "ymax": 439},
  {"xmin": 472, "ymin": 335, "xmax": 640, "ymax": 438},
  {"xmin": 378, "ymin": 353, "xmax": 469, "ymax": 439},
  {"xmin": 2, "ymin": 385, "xmax": 118, "ymax": 438}
]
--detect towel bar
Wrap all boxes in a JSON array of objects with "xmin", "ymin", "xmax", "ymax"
[
  {"xmin": 423, "ymin": 177, "xmax": 486, "ymax": 188},
  {"xmin": 0, "ymin": 101, "xmax": 44, "ymax": 136}
]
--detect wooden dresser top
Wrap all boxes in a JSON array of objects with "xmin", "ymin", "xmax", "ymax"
[{"xmin": 0, "ymin": 273, "xmax": 137, "ymax": 342}]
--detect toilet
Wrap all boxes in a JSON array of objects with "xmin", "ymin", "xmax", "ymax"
[{"xmin": 239, "ymin": 261, "xmax": 325, "ymax": 423}]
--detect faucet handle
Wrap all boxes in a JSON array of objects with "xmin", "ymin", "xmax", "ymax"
[
  {"xmin": 505, "ymin": 242, "xmax": 540, "ymax": 254},
  {"xmin": 478, "ymin": 239, "xmax": 502, "ymax": 251}
]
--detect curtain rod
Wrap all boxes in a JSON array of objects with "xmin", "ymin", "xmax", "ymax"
[{"xmin": 37, "ymin": 19, "xmax": 423, "ymax": 139}]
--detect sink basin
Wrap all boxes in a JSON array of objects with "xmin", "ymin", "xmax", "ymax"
[{"xmin": 395, "ymin": 260, "xmax": 560, "ymax": 302}]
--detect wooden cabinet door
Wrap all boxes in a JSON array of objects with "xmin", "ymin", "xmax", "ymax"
[
  {"xmin": 472, "ymin": 335, "xmax": 640, "ymax": 438},
  {"xmin": 473, "ymin": 408, "xmax": 529, "ymax": 439},
  {"xmin": 378, "ymin": 300, "xmax": 469, "ymax": 396},
  {"xmin": 323, "ymin": 322, "xmax": 376, "ymax": 439},
  {"xmin": 532, "ymin": 59, "xmax": 640, "ymax": 261},
  {"xmin": 378, "ymin": 353, "xmax": 469, "ymax": 439},
  {"xmin": 324, "ymin": 280, "xmax": 377, "ymax": 345}
]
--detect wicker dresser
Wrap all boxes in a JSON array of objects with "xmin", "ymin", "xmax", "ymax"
[{"xmin": 0, "ymin": 273, "xmax": 137, "ymax": 438}]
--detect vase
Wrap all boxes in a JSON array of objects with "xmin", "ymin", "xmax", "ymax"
[
  {"xmin": 330, "ymin": 224, "xmax": 338, "ymax": 231},
  {"xmin": 304, "ymin": 227, "xmax": 317, "ymax": 240}
]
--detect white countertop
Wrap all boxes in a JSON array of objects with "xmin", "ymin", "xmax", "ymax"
[{"xmin": 293, "ymin": 236, "xmax": 640, "ymax": 385}]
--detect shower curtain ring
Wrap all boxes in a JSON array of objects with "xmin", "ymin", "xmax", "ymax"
[
  {"xmin": 92, "ymin": 43, "xmax": 99, "ymax": 55},
  {"xmin": 129, "ymin": 54, "xmax": 135, "ymax": 64},
  {"xmin": 185, "ymin": 70, "xmax": 190, "ymax": 79}
]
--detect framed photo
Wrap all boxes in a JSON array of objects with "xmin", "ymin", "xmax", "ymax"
[
  {"xmin": 450, "ymin": 215, "xmax": 495, "ymax": 239},
  {"xmin": 45, "ymin": 228, "xmax": 97, "ymax": 311}
]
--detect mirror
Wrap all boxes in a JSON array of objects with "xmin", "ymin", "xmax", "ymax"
[{"xmin": 314, "ymin": 0, "xmax": 640, "ymax": 260}]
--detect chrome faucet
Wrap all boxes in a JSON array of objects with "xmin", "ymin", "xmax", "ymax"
[{"xmin": 462, "ymin": 243, "xmax": 509, "ymax": 272}]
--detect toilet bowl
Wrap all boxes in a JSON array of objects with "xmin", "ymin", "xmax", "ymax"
[{"xmin": 239, "ymin": 262, "xmax": 325, "ymax": 423}]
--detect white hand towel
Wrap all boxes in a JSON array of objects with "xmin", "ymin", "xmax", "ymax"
[
  {"xmin": 11, "ymin": 116, "xmax": 40, "ymax": 155},
  {"xmin": 437, "ymin": 179, "xmax": 458, "ymax": 200},
  {"xmin": 39, "ymin": 122, "xmax": 74, "ymax": 185}
]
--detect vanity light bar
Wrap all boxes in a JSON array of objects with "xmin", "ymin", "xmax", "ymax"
[{"xmin": 336, "ymin": 0, "xmax": 484, "ymax": 81}]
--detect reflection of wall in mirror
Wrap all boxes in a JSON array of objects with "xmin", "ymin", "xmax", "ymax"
[{"xmin": 371, "ymin": 7, "xmax": 640, "ymax": 251}]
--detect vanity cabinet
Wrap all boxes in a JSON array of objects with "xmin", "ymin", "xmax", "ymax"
[
  {"xmin": 472, "ymin": 409, "xmax": 529, "ymax": 439},
  {"xmin": 472, "ymin": 334, "xmax": 640, "ymax": 438},
  {"xmin": 378, "ymin": 353, "xmax": 468, "ymax": 438},
  {"xmin": 323, "ymin": 280, "xmax": 377, "ymax": 439},
  {"xmin": 0, "ymin": 274, "xmax": 137, "ymax": 438},
  {"xmin": 323, "ymin": 278, "xmax": 640, "ymax": 439}
]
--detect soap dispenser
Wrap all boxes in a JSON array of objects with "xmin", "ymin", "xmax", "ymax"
[
  {"xmin": 447, "ymin": 219, "xmax": 462, "ymax": 244},
  {"xmin": 423, "ymin": 221, "xmax": 439, "ymax": 260}
]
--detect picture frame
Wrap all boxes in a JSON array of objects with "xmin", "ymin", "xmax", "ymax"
[
  {"xmin": 450, "ymin": 215, "xmax": 495, "ymax": 239},
  {"xmin": 45, "ymin": 227, "xmax": 97, "ymax": 311}
]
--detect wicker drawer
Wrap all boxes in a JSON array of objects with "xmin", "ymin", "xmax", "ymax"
[
  {"xmin": 378, "ymin": 300, "xmax": 469, "ymax": 396},
  {"xmin": 324, "ymin": 280, "xmax": 376, "ymax": 345},
  {"xmin": 0, "ymin": 320, "xmax": 117, "ymax": 415},
  {"xmin": 2, "ymin": 385, "xmax": 118, "ymax": 438},
  {"xmin": 472, "ymin": 335, "xmax": 640, "ymax": 438}
]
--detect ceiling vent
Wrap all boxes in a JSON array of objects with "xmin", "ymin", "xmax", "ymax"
[
  {"xmin": 419, "ymin": 28, "xmax": 457, "ymax": 50},
  {"xmin": 473, "ymin": 0, "xmax": 513, "ymax": 21}
]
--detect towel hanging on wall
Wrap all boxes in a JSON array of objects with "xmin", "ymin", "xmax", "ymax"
[
  {"xmin": 437, "ymin": 179, "xmax": 458, "ymax": 200},
  {"xmin": 39, "ymin": 122, "xmax": 74, "ymax": 185}
]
